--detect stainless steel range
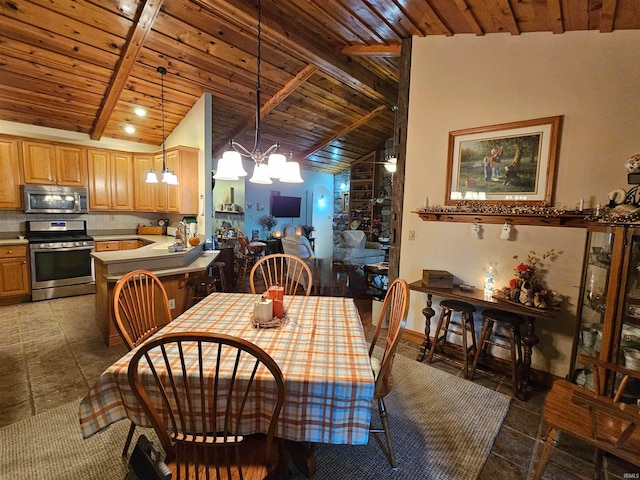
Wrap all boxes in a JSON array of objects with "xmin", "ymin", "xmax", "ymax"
[{"xmin": 26, "ymin": 220, "xmax": 95, "ymax": 301}]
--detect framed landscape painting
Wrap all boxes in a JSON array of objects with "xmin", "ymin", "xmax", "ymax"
[{"xmin": 445, "ymin": 116, "xmax": 562, "ymax": 205}]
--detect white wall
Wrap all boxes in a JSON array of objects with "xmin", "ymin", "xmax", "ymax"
[{"xmin": 401, "ymin": 31, "xmax": 640, "ymax": 377}]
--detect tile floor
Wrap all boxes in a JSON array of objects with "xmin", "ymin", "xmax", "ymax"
[{"xmin": 0, "ymin": 285, "xmax": 637, "ymax": 479}]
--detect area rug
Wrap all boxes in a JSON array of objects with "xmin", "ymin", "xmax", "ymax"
[{"xmin": 0, "ymin": 353, "xmax": 509, "ymax": 480}]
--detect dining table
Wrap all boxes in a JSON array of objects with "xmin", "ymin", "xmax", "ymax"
[{"xmin": 79, "ymin": 292, "xmax": 375, "ymax": 476}]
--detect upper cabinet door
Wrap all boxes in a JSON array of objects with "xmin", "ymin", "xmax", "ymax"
[
  {"xmin": 110, "ymin": 152, "xmax": 133, "ymax": 210},
  {"xmin": 22, "ymin": 141, "xmax": 86, "ymax": 186},
  {"xmin": 0, "ymin": 137, "xmax": 22, "ymax": 209},
  {"xmin": 22, "ymin": 141, "xmax": 56, "ymax": 184},
  {"xmin": 55, "ymin": 145, "xmax": 86, "ymax": 186}
]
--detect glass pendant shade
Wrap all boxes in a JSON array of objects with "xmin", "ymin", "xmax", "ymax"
[
  {"xmin": 384, "ymin": 158, "xmax": 397, "ymax": 173},
  {"xmin": 145, "ymin": 170, "xmax": 159, "ymax": 183},
  {"xmin": 163, "ymin": 170, "xmax": 179, "ymax": 185},
  {"xmin": 223, "ymin": 150, "xmax": 248, "ymax": 177},
  {"xmin": 213, "ymin": 157, "xmax": 240, "ymax": 181},
  {"xmin": 267, "ymin": 153, "xmax": 287, "ymax": 178},
  {"xmin": 280, "ymin": 161, "xmax": 304, "ymax": 183},
  {"xmin": 249, "ymin": 163, "xmax": 273, "ymax": 184}
]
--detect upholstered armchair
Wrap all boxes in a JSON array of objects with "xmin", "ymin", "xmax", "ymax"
[
  {"xmin": 281, "ymin": 234, "xmax": 314, "ymax": 260},
  {"xmin": 334, "ymin": 230, "xmax": 385, "ymax": 266},
  {"xmin": 280, "ymin": 234, "xmax": 316, "ymax": 287}
]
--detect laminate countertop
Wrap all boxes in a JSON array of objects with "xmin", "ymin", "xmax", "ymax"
[{"xmin": 91, "ymin": 234, "xmax": 219, "ymax": 278}]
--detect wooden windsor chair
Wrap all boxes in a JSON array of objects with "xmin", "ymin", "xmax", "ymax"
[
  {"xmin": 533, "ymin": 354, "xmax": 640, "ymax": 479},
  {"xmin": 249, "ymin": 253, "xmax": 313, "ymax": 296},
  {"xmin": 368, "ymin": 277, "xmax": 410, "ymax": 468},
  {"xmin": 112, "ymin": 269, "xmax": 172, "ymax": 456},
  {"xmin": 127, "ymin": 332, "xmax": 286, "ymax": 480}
]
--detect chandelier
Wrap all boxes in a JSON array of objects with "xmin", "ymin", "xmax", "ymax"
[
  {"xmin": 214, "ymin": 0, "xmax": 302, "ymax": 184},
  {"xmin": 145, "ymin": 66, "xmax": 178, "ymax": 185}
]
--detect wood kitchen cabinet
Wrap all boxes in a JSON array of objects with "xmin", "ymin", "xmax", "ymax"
[
  {"xmin": 22, "ymin": 140, "xmax": 86, "ymax": 186},
  {"xmin": 94, "ymin": 239, "xmax": 142, "ymax": 252},
  {"xmin": 0, "ymin": 245, "xmax": 30, "ymax": 298},
  {"xmin": 133, "ymin": 146, "xmax": 199, "ymax": 214},
  {"xmin": 133, "ymin": 153, "xmax": 157, "ymax": 211},
  {"xmin": 87, "ymin": 149, "xmax": 133, "ymax": 211},
  {"xmin": 0, "ymin": 137, "xmax": 22, "ymax": 209}
]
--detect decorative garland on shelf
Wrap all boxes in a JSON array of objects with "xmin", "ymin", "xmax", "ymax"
[
  {"xmin": 415, "ymin": 200, "xmax": 640, "ymax": 224},
  {"xmin": 415, "ymin": 202, "xmax": 576, "ymax": 216}
]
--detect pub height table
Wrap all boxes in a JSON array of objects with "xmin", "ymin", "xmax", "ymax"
[{"xmin": 409, "ymin": 280, "xmax": 559, "ymax": 400}]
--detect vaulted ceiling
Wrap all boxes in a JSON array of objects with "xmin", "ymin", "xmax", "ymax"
[{"xmin": 1, "ymin": 0, "xmax": 638, "ymax": 174}]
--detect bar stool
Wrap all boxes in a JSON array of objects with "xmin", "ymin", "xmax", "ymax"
[
  {"xmin": 210, "ymin": 262, "xmax": 227, "ymax": 292},
  {"xmin": 470, "ymin": 308, "xmax": 524, "ymax": 397},
  {"xmin": 185, "ymin": 276, "xmax": 215, "ymax": 308},
  {"xmin": 426, "ymin": 299, "xmax": 477, "ymax": 378}
]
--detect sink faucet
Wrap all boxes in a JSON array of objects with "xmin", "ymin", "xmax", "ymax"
[{"xmin": 176, "ymin": 221, "xmax": 187, "ymax": 244}]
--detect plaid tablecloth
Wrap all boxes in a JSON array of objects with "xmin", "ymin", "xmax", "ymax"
[{"xmin": 79, "ymin": 293, "xmax": 374, "ymax": 445}]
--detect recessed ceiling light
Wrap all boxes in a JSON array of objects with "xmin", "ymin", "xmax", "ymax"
[
  {"xmin": 133, "ymin": 107, "xmax": 147, "ymax": 117},
  {"xmin": 123, "ymin": 124, "xmax": 136, "ymax": 134}
]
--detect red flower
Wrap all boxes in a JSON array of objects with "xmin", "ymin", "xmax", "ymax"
[
  {"xmin": 509, "ymin": 278, "xmax": 518, "ymax": 289},
  {"xmin": 516, "ymin": 263, "xmax": 529, "ymax": 273}
]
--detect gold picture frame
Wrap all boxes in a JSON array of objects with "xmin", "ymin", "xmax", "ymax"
[{"xmin": 445, "ymin": 116, "xmax": 562, "ymax": 205}]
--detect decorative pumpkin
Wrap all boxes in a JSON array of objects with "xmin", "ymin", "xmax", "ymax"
[{"xmin": 188, "ymin": 236, "xmax": 201, "ymax": 246}]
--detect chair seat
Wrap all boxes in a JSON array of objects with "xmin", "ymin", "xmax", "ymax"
[
  {"xmin": 440, "ymin": 299, "xmax": 476, "ymax": 314},
  {"xmin": 166, "ymin": 434, "xmax": 280, "ymax": 480},
  {"xmin": 543, "ymin": 379, "xmax": 640, "ymax": 466}
]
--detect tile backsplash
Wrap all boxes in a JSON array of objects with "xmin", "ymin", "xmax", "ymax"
[{"xmin": 0, "ymin": 211, "xmax": 179, "ymax": 238}]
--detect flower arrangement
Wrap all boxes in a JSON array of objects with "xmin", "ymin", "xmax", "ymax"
[
  {"xmin": 258, "ymin": 215, "xmax": 277, "ymax": 232},
  {"xmin": 499, "ymin": 249, "xmax": 563, "ymax": 309},
  {"xmin": 625, "ymin": 154, "xmax": 640, "ymax": 173}
]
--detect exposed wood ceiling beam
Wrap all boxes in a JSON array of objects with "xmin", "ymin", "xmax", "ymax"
[
  {"xmin": 548, "ymin": 0, "xmax": 565, "ymax": 34},
  {"xmin": 416, "ymin": 2, "xmax": 453, "ymax": 36},
  {"xmin": 200, "ymin": 0, "xmax": 398, "ymax": 106},
  {"xmin": 600, "ymin": 0, "xmax": 618, "ymax": 32},
  {"xmin": 90, "ymin": 0, "xmax": 163, "ymax": 140},
  {"xmin": 452, "ymin": 0, "xmax": 484, "ymax": 36},
  {"xmin": 299, "ymin": 105, "xmax": 388, "ymax": 161},
  {"xmin": 499, "ymin": 0, "xmax": 520, "ymax": 35},
  {"xmin": 340, "ymin": 44, "xmax": 401, "ymax": 57},
  {"xmin": 212, "ymin": 64, "xmax": 319, "ymax": 157}
]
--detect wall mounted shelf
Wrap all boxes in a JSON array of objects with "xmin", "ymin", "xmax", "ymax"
[{"xmin": 413, "ymin": 211, "xmax": 589, "ymax": 228}]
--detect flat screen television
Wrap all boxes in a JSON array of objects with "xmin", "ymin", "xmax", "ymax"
[{"xmin": 271, "ymin": 195, "xmax": 301, "ymax": 218}]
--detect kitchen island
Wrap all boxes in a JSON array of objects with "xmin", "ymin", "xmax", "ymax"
[{"xmin": 92, "ymin": 235, "xmax": 221, "ymax": 346}]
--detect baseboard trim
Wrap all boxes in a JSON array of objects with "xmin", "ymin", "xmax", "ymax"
[{"xmin": 402, "ymin": 327, "xmax": 558, "ymax": 388}]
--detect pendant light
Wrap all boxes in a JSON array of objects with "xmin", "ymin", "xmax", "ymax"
[
  {"xmin": 384, "ymin": 106, "xmax": 398, "ymax": 173},
  {"xmin": 146, "ymin": 66, "xmax": 178, "ymax": 185},
  {"xmin": 215, "ymin": 0, "xmax": 302, "ymax": 184}
]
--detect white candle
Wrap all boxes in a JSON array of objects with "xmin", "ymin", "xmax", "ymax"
[
  {"xmin": 579, "ymin": 198, "xmax": 584, "ymax": 211},
  {"xmin": 424, "ymin": 197, "xmax": 429, "ymax": 208},
  {"xmin": 254, "ymin": 299, "xmax": 273, "ymax": 325}
]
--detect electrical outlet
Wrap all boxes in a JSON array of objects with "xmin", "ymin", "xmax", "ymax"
[
  {"xmin": 408, "ymin": 230, "xmax": 415, "ymax": 240},
  {"xmin": 168, "ymin": 299, "xmax": 176, "ymax": 309}
]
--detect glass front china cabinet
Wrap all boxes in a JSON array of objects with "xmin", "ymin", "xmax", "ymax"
[{"xmin": 570, "ymin": 224, "xmax": 640, "ymax": 404}]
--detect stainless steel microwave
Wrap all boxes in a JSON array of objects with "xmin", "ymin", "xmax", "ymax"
[{"xmin": 23, "ymin": 185, "xmax": 89, "ymax": 214}]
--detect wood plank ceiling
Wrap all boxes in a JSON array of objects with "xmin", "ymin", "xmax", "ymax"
[{"xmin": 1, "ymin": 0, "xmax": 638, "ymax": 174}]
